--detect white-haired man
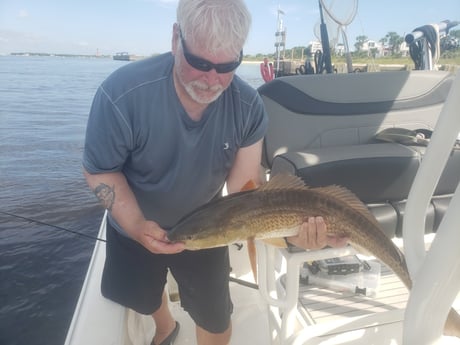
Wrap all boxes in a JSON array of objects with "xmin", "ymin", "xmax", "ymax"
[{"xmin": 83, "ymin": 0, "xmax": 347, "ymax": 344}]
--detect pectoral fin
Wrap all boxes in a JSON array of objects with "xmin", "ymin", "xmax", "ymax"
[
  {"xmin": 240, "ymin": 179, "xmax": 258, "ymax": 191},
  {"xmin": 247, "ymin": 238, "xmax": 258, "ymax": 283}
]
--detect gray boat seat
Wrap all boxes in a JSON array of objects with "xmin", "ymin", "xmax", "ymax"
[{"xmin": 258, "ymin": 70, "xmax": 458, "ymax": 238}]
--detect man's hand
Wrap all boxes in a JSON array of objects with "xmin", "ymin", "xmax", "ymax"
[
  {"xmin": 83, "ymin": 169, "xmax": 185, "ymax": 254},
  {"xmin": 286, "ymin": 216, "xmax": 348, "ymax": 250},
  {"xmin": 135, "ymin": 220, "xmax": 185, "ymax": 254}
]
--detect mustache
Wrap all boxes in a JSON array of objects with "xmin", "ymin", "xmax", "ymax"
[{"xmin": 190, "ymin": 80, "xmax": 223, "ymax": 92}]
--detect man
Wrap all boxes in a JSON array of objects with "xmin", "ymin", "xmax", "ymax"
[{"xmin": 83, "ymin": 0, "xmax": 347, "ymax": 344}]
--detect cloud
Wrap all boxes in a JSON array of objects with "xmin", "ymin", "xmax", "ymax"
[{"xmin": 18, "ymin": 9, "xmax": 29, "ymax": 18}]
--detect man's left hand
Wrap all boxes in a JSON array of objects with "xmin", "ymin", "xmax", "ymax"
[{"xmin": 286, "ymin": 216, "xmax": 348, "ymax": 250}]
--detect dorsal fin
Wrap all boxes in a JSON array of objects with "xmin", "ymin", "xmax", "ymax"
[
  {"xmin": 260, "ymin": 174, "xmax": 378, "ymax": 227},
  {"xmin": 312, "ymin": 185, "xmax": 380, "ymax": 227},
  {"xmin": 259, "ymin": 173, "xmax": 307, "ymax": 191}
]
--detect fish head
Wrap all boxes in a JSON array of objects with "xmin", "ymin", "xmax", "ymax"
[
  {"xmin": 167, "ymin": 209, "xmax": 233, "ymax": 250},
  {"xmin": 167, "ymin": 190, "xmax": 255, "ymax": 250}
]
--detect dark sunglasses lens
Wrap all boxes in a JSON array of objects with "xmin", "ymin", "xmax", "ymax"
[
  {"xmin": 183, "ymin": 45, "xmax": 241, "ymax": 73},
  {"xmin": 186, "ymin": 54, "xmax": 213, "ymax": 72},
  {"xmin": 180, "ymin": 30, "xmax": 241, "ymax": 73},
  {"xmin": 215, "ymin": 62, "xmax": 239, "ymax": 73},
  {"xmin": 186, "ymin": 54, "xmax": 239, "ymax": 73}
]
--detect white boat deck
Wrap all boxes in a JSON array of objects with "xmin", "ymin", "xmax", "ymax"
[
  {"xmin": 64, "ymin": 216, "xmax": 460, "ymax": 345},
  {"xmin": 297, "ymin": 262, "xmax": 408, "ymax": 324}
]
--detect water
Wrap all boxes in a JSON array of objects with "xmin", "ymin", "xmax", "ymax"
[{"xmin": 0, "ymin": 55, "xmax": 264, "ymax": 345}]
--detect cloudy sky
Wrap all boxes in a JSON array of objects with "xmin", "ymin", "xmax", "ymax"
[{"xmin": 0, "ymin": 0, "xmax": 459, "ymax": 56}]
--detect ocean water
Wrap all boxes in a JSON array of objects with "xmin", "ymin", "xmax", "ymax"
[{"xmin": 0, "ymin": 56, "xmax": 264, "ymax": 345}]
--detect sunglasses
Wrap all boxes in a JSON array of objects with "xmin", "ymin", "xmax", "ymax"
[{"xmin": 179, "ymin": 29, "xmax": 243, "ymax": 74}]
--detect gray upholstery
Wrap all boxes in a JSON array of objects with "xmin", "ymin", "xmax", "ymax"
[
  {"xmin": 259, "ymin": 70, "xmax": 455, "ymax": 168},
  {"xmin": 259, "ymin": 70, "xmax": 457, "ymax": 239},
  {"xmin": 271, "ymin": 143, "xmax": 421, "ymax": 203}
]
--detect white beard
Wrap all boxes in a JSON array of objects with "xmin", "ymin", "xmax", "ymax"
[{"xmin": 183, "ymin": 79, "xmax": 224, "ymax": 104}]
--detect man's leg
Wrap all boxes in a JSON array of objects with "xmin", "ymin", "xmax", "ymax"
[
  {"xmin": 196, "ymin": 322, "xmax": 232, "ymax": 345},
  {"xmin": 170, "ymin": 247, "xmax": 233, "ymax": 344},
  {"xmin": 103, "ymin": 223, "xmax": 178, "ymax": 344},
  {"xmin": 151, "ymin": 290, "xmax": 177, "ymax": 345}
]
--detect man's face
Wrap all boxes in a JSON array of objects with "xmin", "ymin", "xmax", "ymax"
[{"xmin": 172, "ymin": 27, "xmax": 241, "ymax": 104}]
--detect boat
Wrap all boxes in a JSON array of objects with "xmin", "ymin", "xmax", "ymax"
[
  {"xmin": 113, "ymin": 52, "xmax": 143, "ymax": 61},
  {"xmin": 65, "ymin": 15, "xmax": 460, "ymax": 345}
]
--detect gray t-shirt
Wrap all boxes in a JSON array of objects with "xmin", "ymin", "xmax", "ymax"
[{"xmin": 83, "ymin": 53, "xmax": 268, "ymax": 232}]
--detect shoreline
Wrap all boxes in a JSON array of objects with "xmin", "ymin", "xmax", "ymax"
[{"xmin": 242, "ymin": 60, "xmax": 264, "ymax": 64}]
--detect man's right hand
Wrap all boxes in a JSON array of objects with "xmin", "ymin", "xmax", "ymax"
[{"xmin": 135, "ymin": 220, "xmax": 185, "ymax": 254}]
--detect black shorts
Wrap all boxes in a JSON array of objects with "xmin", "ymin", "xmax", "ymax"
[{"xmin": 101, "ymin": 221, "xmax": 233, "ymax": 333}]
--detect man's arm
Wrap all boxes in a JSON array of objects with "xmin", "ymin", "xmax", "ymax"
[
  {"xmin": 83, "ymin": 167, "xmax": 184, "ymax": 254},
  {"xmin": 226, "ymin": 139, "xmax": 265, "ymax": 194}
]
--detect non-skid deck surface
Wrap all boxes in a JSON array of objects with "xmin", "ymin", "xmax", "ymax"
[{"xmin": 297, "ymin": 261, "xmax": 409, "ymax": 325}]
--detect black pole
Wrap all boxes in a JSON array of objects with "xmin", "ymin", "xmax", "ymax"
[{"xmin": 319, "ymin": 0, "xmax": 333, "ymax": 73}]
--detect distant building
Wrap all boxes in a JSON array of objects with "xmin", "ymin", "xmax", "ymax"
[
  {"xmin": 399, "ymin": 41, "xmax": 410, "ymax": 57},
  {"xmin": 308, "ymin": 38, "xmax": 409, "ymax": 58},
  {"xmin": 310, "ymin": 41, "xmax": 323, "ymax": 56},
  {"xmin": 360, "ymin": 40, "xmax": 383, "ymax": 57},
  {"xmin": 361, "ymin": 40, "xmax": 409, "ymax": 57},
  {"xmin": 336, "ymin": 43, "xmax": 345, "ymax": 56}
]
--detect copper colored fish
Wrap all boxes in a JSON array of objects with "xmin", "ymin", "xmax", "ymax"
[{"xmin": 168, "ymin": 173, "xmax": 460, "ymax": 337}]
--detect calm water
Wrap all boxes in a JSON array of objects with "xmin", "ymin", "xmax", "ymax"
[{"xmin": 0, "ymin": 56, "xmax": 264, "ymax": 345}]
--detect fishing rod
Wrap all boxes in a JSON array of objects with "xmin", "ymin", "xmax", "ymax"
[
  {"xmin": 317, "ymin": 0, "xmax": 333, "ymax": 74},
  {"xmin": 229, "ymin": 276, "xmax": 258, "ymax": 290},
  {"xmin": 0, "ymin": 210, "xmax": 106, "ymax": 242},
  {"xmin": 2, "ymin": 210, "xmax": 265, "ymax": 292}
]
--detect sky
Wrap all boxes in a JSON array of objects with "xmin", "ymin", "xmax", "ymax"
[{"xmin": 0, "ymin": 0, "xmax": 459, "ymax": 56}]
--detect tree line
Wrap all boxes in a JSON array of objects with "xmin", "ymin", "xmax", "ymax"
[{"xmin": 245, "ymin": 29, "xmax": 460, "ymax": 61}]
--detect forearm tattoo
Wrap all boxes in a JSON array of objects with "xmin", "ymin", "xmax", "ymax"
[{"xmin": 94, "ymin": 183, "xmax": 115, "ymax": 211}]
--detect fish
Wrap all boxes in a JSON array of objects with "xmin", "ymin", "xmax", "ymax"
[{"xmin": 168, "ymin": 173, "xmax": 460, "ymax": 337}]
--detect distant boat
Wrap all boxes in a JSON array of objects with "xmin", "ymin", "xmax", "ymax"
[{"xmin": 112, "ymin": 52, "xmax": 141, "ymax": 61}]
